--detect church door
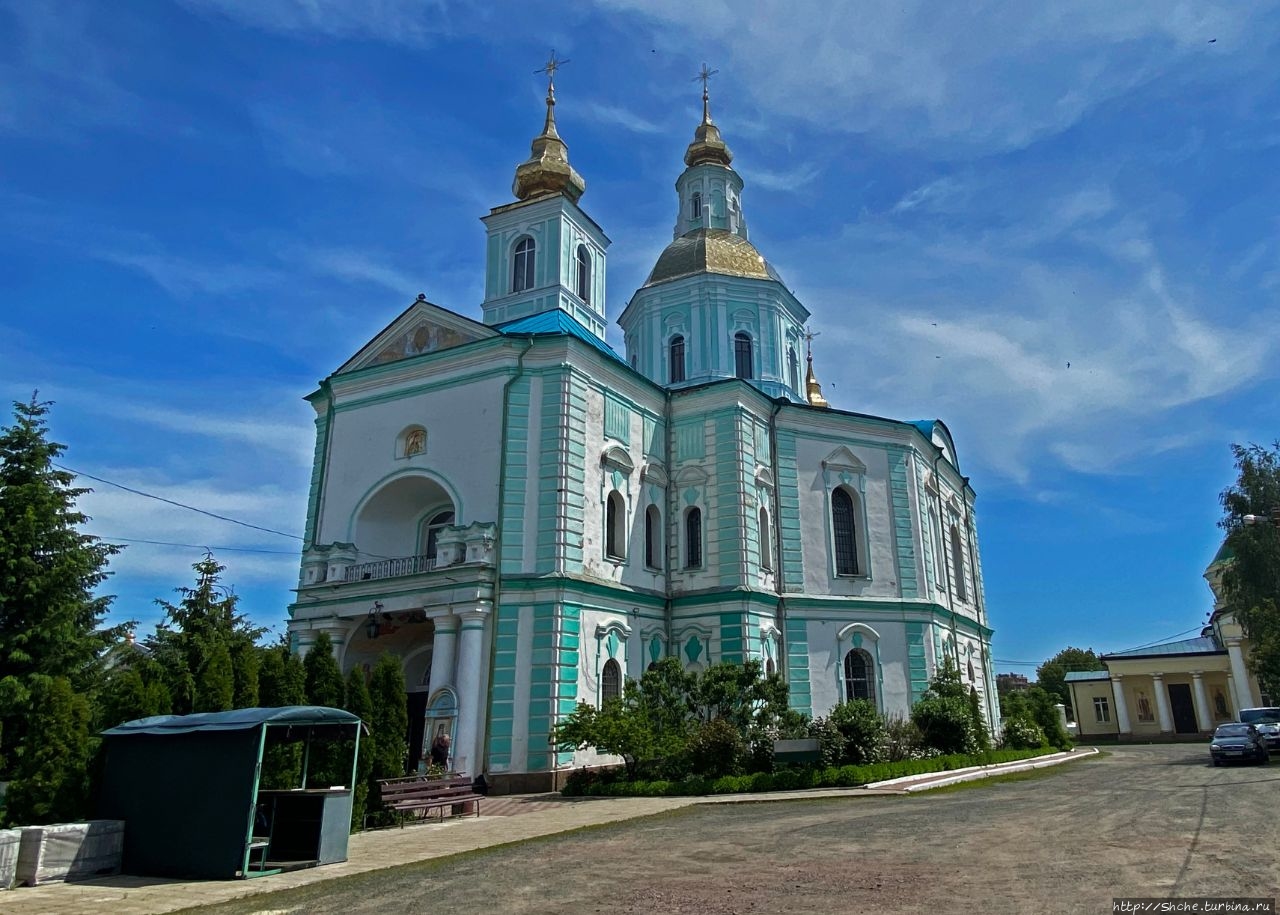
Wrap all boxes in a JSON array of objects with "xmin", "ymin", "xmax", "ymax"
[{"xmin": 1167, "ymin": 683, "xmax": 1198, "ymax": 734}]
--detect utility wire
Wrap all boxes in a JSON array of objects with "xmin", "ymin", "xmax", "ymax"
[
  {"xmin": 55, "ymin": 463, "xmax": 304, "ymax": 541},
  {"xmin": 93, "ymin": 536, "xmax": 300, "ymax": 555}
]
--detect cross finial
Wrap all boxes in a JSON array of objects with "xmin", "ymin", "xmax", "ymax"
[
  {"xmin": 693, "ymin": 62, "xmax": 719, "ymax": 123},
  {"xmin": 804, "ymin": 326, "xmax": 821, "ymax": 360},
  {"xmin": 536, "ymin": 50, "xmax": 570, "ymax": 97}
]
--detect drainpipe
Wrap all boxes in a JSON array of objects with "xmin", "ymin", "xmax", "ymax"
[
  {"xmin": 481, "ymin": 336, "xmax": 534, "ymax": 780},
  {"xmin": 768, "ymin": 399, "xmax": 787, "ymax": 681}
]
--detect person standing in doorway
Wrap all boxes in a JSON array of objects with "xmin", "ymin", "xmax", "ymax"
[{"xmin": 429, "ymin": 727, "xmax": 451, "ymax": 770}]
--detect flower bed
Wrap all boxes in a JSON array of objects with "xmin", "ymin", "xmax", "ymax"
[{"xmin": 561, "ymin": 747, "xmax": 1059, "ymax": 797}]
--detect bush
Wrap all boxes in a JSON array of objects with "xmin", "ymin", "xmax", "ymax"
[
  {"xmin": 911, "ymin": 694, "xmax": 977, "ymax": 755},
  {"xmin": 1000, "ymin": 714, "xmax": 1047, "ymax": 750},
  {"xmin": 688, "ymin": 718, "xmax": 746, "ymax": 778},
  {"xmin": 805, "ymin": 716, "xmax": 845, "ymax": 768},
  {"xmin": 829, "ymin": 699, "xmax": 885, "ymax": 765},
  {"xmin": 879, "ymin": 715, "xmax": 926, "ymax": 761}
]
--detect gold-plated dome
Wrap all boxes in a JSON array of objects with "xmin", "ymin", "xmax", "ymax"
[
  {"xmin": 684, "ymin": 67, "xmax": 733, "ymax": 168},
  {"xmin": 513, "ymin": 72, "xmax": 585, "ymax": 203},
  {"xmin": 805, "ymin": 344, "xmax": 829, "ymax": 408},
  {"xmin": 644, "ymin": 228, "xmax": 783, "ymax": 287}
]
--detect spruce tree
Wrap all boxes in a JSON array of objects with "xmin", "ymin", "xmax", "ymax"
[
  {"xmin": 150, "ymin": 554, "xmax": 264, "ymax": 715},
  {"xmin": 0, "ymin": 397, "xmax": 121, "ymax": 776},
  {"xmin": 369, "ymin": 652, "xmax": 409, "ymax": 780},
  {"xmin": 304, "ymin": 632, "xmax": 345, "ymax": 708}
]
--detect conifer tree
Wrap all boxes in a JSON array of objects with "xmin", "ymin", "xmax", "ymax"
[
  {"xmin": 98, "ymin": 651, "xmax": 172, "ymax": 729},
  {"xmin": 304, "ymin": 632, "xmax": 345, "ymax": 708},
  {"xmin": 3, "ymin": 676, "xmax": 93, "ymax": 826},
  {"xmin": 0, "ymin": 397, "xmax": 121, "ymax": 776},
  {"xmin": 195, "ymin": 640, "xmax": 235, "ymax": 712},
  {"xmin": 344, "ymin": 665, "xmax": 375, "ymax": 830},
  {"xmin": 259, "ymin": 640, "xmax": 306, "ymax": 707},
  {"xmin": 369, "ymin": 653, "xmax": 409, "ymax": 780}
]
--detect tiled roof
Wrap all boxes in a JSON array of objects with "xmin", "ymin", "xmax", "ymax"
[{"xmin": 1103, "ymin": 636, "xmax": 1223, "ymax": 659}]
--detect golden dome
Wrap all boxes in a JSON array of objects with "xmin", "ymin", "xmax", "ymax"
[
  {"xmin": 805, "ymin": 352, "xmax": 829, "ymax": 409},
  {"xmin": 684, "ymin": 78, "xmax": 733, "ymax": 168},
  {"xmin": 513, "ymin": 81, "xmax": 585, "ymax": 203},
  {"xmin": 644, "ymin": 228, "xmax": 784, "ymax": 287}
]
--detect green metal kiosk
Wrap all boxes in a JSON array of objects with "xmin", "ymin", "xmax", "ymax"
[{"xmin": 98, "ymin": 706, "xmax": 362, "ymax": 879}]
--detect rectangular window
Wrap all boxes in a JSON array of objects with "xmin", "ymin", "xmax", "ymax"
[{"xmin": 1093, "ymin": 696, "xmax": 1110, "ymax": 723}]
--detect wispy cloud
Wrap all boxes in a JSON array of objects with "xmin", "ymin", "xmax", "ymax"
[
  {"xmin": 742, "ymin": 162, "xmax": 822, "ymax": 192},
  {"xmin": 177, "ymin": 0, "xmax": 456, "ymax": 47},
  {"xmin": 581, "ymin": 101, "xmax": 664, "ymax": 135}
]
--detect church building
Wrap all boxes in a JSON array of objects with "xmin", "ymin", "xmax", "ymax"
[{"xmin": 287, "ymin": 66, "xmax": 998, "ymax": 791}]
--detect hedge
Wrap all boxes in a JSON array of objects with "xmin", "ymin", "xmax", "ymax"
[{"xmin": 561, "ymin": 747, "xmax": 1060, "ymax": 797}]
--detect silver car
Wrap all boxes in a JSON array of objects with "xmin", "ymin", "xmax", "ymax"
[{"xmin": 1239, "ymin": 707, "xmax": 1280, "ymax": 750}]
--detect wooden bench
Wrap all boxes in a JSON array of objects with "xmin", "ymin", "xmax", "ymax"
[{"xmin": 377, "ymin": 774, "xmax": 482, "ymax": 827}]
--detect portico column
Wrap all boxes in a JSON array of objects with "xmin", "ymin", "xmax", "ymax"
[
  {"xmin": 1226, "ymin": 638, "xmax": 1256, "ymax": 712},
  {"xmin": 1191, "ymin": 672, "xmax": 1212, "ymax": 732},
  {"xmin": 1110, "ymin": 676, "xmax": 1132, "ymax": 735},
  {"xmin": 1227, "ymin": 674, "xmax": 1238, "ymax": 717},
  {"xmin": 1151, "ymin": 673, "xmax": 1174, "ymax": 734},
  {"xmin": 451, "ymin": 607, "xmax": 491, "ymax": 777},
  {"xmin": 426, "ymin": 611, "xmax": 459, "ymax": 698}
]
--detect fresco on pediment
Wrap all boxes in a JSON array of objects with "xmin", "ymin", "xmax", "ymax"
[{"xmin": 369, "ymin": 321, "xmax": 479, "ymax": 366}]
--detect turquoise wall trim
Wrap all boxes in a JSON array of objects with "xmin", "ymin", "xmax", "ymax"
[
  {"xmin": 719, "ymin": 612, "xmax": 745, "ymax": 663},
  {"xmin": 915, "ymin": 455, "xmax": 937, "ymax": 596},
  {"xmin": 642, "ymin": 415, "xmax": 663, "ymax": 458},
  {"xmin": 888, "ymin": 449, "xmax": 919, "ymax": 598},
  {"xmin": 715, "ymin": 413, "xmax": 743, "ymax": 588},
  {"xmin": 775, "ymin": 430, "xmax": 804, "ymax": 592},
  {"xmin": 604, "ymin": 393, "xmax": 630, "ymax": 444},
  {"xmin": 303, "ymin": 411, "xmax": 328, "ymax": 546},
  {"xmin": 500, "ymin": 376, "xmax": 533, "ymax": 573},
  {"xmin": 785, "ymin": 614, "xmax": 811, "ymax": 716},
  {"xmin": 525, "ymin": 602, "xmax": 557, "ymax": 771},
  {"xmin": 675, "ymin": 420, "xmax": 705, "ymax": 460},
  {"xmin": 905, "ymin": 621, "xmax": 929, "ymax": 704},
  {"xmin": 487, "ymin": 597, "xmax": 521, "ymax": 770}
]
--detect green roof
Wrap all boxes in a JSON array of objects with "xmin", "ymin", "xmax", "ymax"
[
  {"xmin": 1103, "ymin": 636, "xmax": 1223, "ymax": 660},
  {"xmin": 1208, "ymin": 540, "xmax": 1235, "ymax": 567},
  {"xmin": 102, "ymin": 705, "xmax": 359, "ymax": 736}
]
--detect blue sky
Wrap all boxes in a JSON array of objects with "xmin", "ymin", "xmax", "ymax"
[{"xmin": 3, "ymin": 1, "xmax": 1277, "ymax": 673}]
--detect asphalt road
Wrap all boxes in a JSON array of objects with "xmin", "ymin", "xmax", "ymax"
[{"xmin": 193, "ymin": 744, "xmax": 1280, "ymax": 915}]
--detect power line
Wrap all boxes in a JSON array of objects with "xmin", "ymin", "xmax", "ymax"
[
  {"xmin": 94, "ymin": 536, "xmax": 300, "ymax": 556},
  {"xmin": 55, "ymin": 464, "xmax": 304, "ymax": 542},
  {"xmin": 1108, "ymin": 625, "xmax": 1204, "ymax": 655}
]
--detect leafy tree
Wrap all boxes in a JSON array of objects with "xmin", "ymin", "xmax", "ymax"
[
  {"xmin": 1218, "ymin": 442, "xmax": 1280, "ymax": 698},
  {"xmin": 368, "ymin": 652, "xmax": 408, "ymax": 780},
  {"xmin": 687, "ymin": 718, "xmax": 745, "ymax": 777},
  {"xmin": 1036, "ymin": 647, "xmax": 1104, "ymax": 720},
  {"xmin": 344, "ymin": 666, "xmax": 375, "ymax": 830},
  {"xmin": 1002, "ymin": 686, "xmax": 1070, "ymax": 749},
  {"xmin": 911, "ymin": 659, "xmax": 979, "ymax": 755},
  {"xmin": 304, "ymin": 632, "xmax": 345, "ymax": 708},
  {"xmin": 0, "ymin": 397, "xmax": 122, "ymax": 775},
  {"xmin": 3, "ymin": 676, "xmax": 93, "ymax": 825},
  {"xmin": 552, "ymin": 696, "xmax": 655, "ymax": 781},
  {"xmin": 149, "ymin": 554, "xmax": 264, "ymax": 715}
]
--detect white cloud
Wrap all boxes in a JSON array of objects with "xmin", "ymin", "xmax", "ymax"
[
  {"xmin": 741, "ymin": 162, "xmax": 821, "ymax": 193},
  {"xmin": 581, "ymin": 102, "xmax": 664, "ymax": 135},
  {"xmin": 177, "ymin": 0, "xmax": 456, "ymax": 46}
]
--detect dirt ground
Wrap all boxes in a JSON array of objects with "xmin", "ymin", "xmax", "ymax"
[{"xmin": 193, "ymin": 744, "xmax": 1280, "ymax": 915}]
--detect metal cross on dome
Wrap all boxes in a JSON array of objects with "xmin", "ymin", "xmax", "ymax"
[
  {"xmin": 693, "ymin": 62, "xmax": 719, "ymax": 93},
  {"xmin": 536, "ymin": 50, "xmax": 570, "ymax": 91},
  {"xmin": 804, "ymin": 326, "xmax": 821, "ymax": 359}
]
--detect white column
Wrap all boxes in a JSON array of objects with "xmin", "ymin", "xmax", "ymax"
[
  {"xmin": 1227, "ymin": 674, "xmax": 1238, "ymax": 717},
  {"xmin": 1191, "ymin": 672, "xmax": 1212, "ymax": 732},
  {"xmin": 426, "ymin": 611, "xmax": 459, "ymax": 698},
  {"xmin": 451, "ymin": 607, "xmax": 491, "ymax": 777},
  {"xmin": 1152, "ymin": 673, "xmax": 1174, "ymax": 734},
  {"xmin": 1226, "ymin": 638, "xmax": 1256, "ymax": 712},
  {"xmin": 1111, "ymin": 676, "xmax": 1132, "ymax": 734}
]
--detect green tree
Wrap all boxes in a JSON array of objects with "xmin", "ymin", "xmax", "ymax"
[
  {"xmin": 344, "ymin": 666, "xmax": 375, "ymax": 830},
  {"xmin": 828, "ymin": 699, "xmax": 885, "ymax": 765},
  {"xmin": 304, "ymin": 632, "xmax": 345, "ymax": 708},
  {"xmin": 552, "ymin": 696, "xmax": 655, "ymax": 780},
  {"xmin": 1036, "ymin": 647, "xmax": 1104, "ymax": 720},
  {"xmin": 3, "ymin": 676, "xmax": 93, "ymax": 825},
  {"xmin": 911, "ymin": 659, "xmax": 979, "ymax": 755},
  {"xmin": 968, "ymin": 686, "xmax": 990, "ymax": 751},
  {"xmin": 0, "ymin": 397, "xmax": 122, "ymax": 776},
  {"xmin": 259, "ymin": 640, "xmax": 306, "ymax": 707},
  {"xmin": 149, "ymin": 554, "xmax": 264, "ymax": 715},
  {"xmin": 195, "ymin": 640, "xmax": 234, "ymax": 712},
  {"xmin": 230, "ymin": 640, "xmax": 260, "ymax": 709},
  {"xmin": 368, "ymin": 653, "xmax": 408, "ymax": 780},
  {"xmin": 97, "ymin": 649, "xmax": 172, "ymax": 729},
  {"xmin": 1002, "ymin": 686, "xmax": 1070, "ymax": 749},
  {"xmin": 1219, "ymin": 442, "xmax": 1280, "ymax": 698}
]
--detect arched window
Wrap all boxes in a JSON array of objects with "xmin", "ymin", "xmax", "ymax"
[
  {"xmin": 734, "ymin": 332, "xmax": 753, "ymax": 380},
  {"xmin": 684, "ymin": 507, "xmax": 702, "ymax": 569},
  {"xmin": 832, "ymin": 488, "xmax": 859, "ymax": 575},
  {"xmin": 788, "ymin": 346, "xmax": 799, "ymax": 392},
  {"xmin": 669, "ymin": 335, "xmax": 686, "ymax": 384},
  {"xmin": 759, "ymin": 508, "xmax": 772, "ymax": 571},
  {"xmin": 929, "ymin": 508, "xmax": 945, "ymax": 585},
  {"xmin": 423, "ymin": 509, "xmax": 455, "ymax": 561},
  {"xmin": 512, "ymin": 236, "xmax": 535, "ymax": 293},
  {"xmin": 843, "ymin": 648, "xmax": 876, "ymax": 703},
  {"xmin": 601, "ymin": 658, "xmax": 622, "ymax": 702},
  {"xmin": 606, "ymin": 491, "xmax": 626, "ymax": 560},
  {"xmin": 951, "ymin": 524, "xmax": 967, "ymax": 602},
  {"xmin": 691, "ymin": 192, "xmax": 702, "ymax": 221},
  {"xmin": 645, "ymin": 505, "xmax": 662, "ymax": 569},
  {"xmin": 765, "ymin": 658, "xmax": 777, "ymax": 676},
  {"xmin": 575, "ymin": 244, "xmax": 591, "ymax": 303}
]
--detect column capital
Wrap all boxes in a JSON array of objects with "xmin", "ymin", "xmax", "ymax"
[
  {"xmin": 425, "ymin": 609, "xmax": 459, "ymax": 631},
  {"xmin": 1151, "ymin": 672, "xmax": 1164, "ymax": 681},
  {"xmin": 1109, "ymin": 673, "xmax": 1123, "ymax": 681},
  {"xmin": 1191, "ymin": 670, "xmax": 1204, "ymax": 679},
  {"xmin": 455, "ymin": 606, "xmax": 492, "ymax": 625}
]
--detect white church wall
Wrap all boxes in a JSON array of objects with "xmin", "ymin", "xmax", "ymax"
[{"xmin": 803, "ymin": 617, "xmax": 915, "ymax": 720}]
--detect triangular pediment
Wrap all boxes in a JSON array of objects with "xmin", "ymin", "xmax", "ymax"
[{"xmin": 337, "ymin": 298, "xmax": 497, "ymax": 375}]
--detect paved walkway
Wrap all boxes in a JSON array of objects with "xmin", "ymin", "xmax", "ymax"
[{"xmin": 1, "ymin": 749, "xmax": 1094, "ymax": 915}]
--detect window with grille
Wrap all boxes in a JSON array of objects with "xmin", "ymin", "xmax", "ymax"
[
  {"xmin": 606, "ymin": 491, "xmax": 626, "ymax": 560},
  {"xmin": 601, "ymin": 658, "xmax": 621, "ymax": 702},
  {"xmin": 645, "ymin": 505, "xmax": 662, "ymax": 569},
  {"xmin": 692, "ymin": 192, "xmax": 702, "ymax": 220},
  {"xmin": 759, "ymin": 508, "xmax": 772, "ymax": 571},
  {"xmin": 685, "ymin": 507, "xmax": 702, "ymax": 569},
  {"xmin": 423, "ymin": 510, "xmax": 455, "ymax": 561},
  {"xmin": 575, "ymin": 244, "xmax": 591, "ymax": 303},
  {"xmin": 669, "ymin": 335, "xmax": 686, "ymax": 383},
  {"xmin": 843, "ymin": 649, "xmax": 875, "ymax": 703},
  {"xmin": 832, "ymin": 488, "xmax": 859, "ymax": 575}
]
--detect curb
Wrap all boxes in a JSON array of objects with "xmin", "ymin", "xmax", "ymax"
[{"xmin": 868, "ymin": 746, "xmax": 1100, "ymax": 792}]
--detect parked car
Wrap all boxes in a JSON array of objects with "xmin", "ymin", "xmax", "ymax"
[
  {"xmin": 1210, "ymin": 723, "xmax": 1270, "ymax": 766},
  {"xmin": 1238, "ymin": 707, "xmax": 1280, "ymax": 749}
]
